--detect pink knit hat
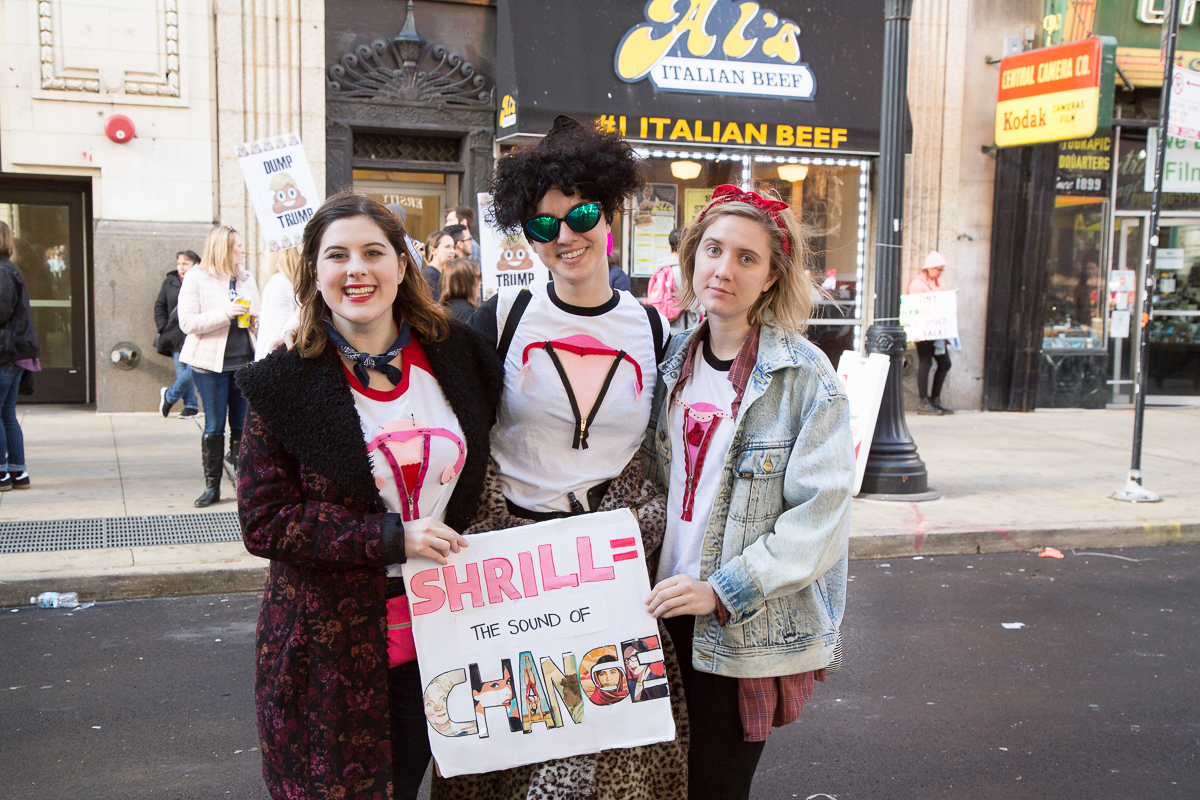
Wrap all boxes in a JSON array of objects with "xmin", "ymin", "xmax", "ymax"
[{"xmin": 923, "ymin": 250, "xmax": 947, "ymax": 271}]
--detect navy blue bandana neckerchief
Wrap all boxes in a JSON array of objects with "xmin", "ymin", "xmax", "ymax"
[{"xmin": 324, "ymin": 319, "xmax": 410, "ymax": 390}]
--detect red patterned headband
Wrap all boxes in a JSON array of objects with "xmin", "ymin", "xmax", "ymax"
[{"xmin": 693, "ymin": 184, "xmax": 792, "ymax": 257}]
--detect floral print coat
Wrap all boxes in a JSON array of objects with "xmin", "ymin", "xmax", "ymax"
[{"xmin": 235, "ymin": 322, "xmax": 502, "ymax": 800}]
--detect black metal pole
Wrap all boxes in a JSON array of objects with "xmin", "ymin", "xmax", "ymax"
[
  {"xmin": 860, "ymin": 0, "xmax": 935, "ymax": 499},
  {"xmin": 1116, "ymin": 0, "xmax": 1178, "ymax": 501}
]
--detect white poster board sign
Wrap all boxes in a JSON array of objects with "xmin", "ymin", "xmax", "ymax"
[
  {"xmin": 1157, "ymin": 248, "xmax": 1185, "ymax": 271},
  {"xmin": 1168, "ymin": 65, "xmax": 1200, "ymax": 143},
  {"xmin": 401, "ymin": 510, "xmax": 676, "ymax": 778},
  {"xmin": 1145, "ymin": 128, "xmax": 1200, "ymax": 193},
  {"xmin": 236, "ymin": 133, "xmax": 320, "ymax": 252},
  {"xmin": 478, "ymin": 192, "xmax": 552, "ymax": 301},
  {"xmin": 1108, "ymin": 269, "xmax": 1136, "ymax": 292},
  {"xmin": 631, "ymin": 183, "xmax": 678, "ymax": 277},
  {"xmin": 836, "ymin": 352, "xmax": 890, "ymax": 496},
  {"xmin": 899, "ymin": 290, "xmax": 959, "ymax": 342},
  {"xmin": 1110, "ymin": 309, "xmax": 1131, "ymax": 339}
]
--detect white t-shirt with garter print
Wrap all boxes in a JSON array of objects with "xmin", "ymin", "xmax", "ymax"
[
  {"xmin": 487, "ymin": 281, "xmax": 667, "ymax": 514},
  {"xmin": 657, "ymin": 340, "xmax": 738, "ymax": 584}
]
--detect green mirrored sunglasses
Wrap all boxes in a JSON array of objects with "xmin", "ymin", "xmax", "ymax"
[{"xmin": 523, "ymin": 202, "xmax": 603, "ymax": 243}]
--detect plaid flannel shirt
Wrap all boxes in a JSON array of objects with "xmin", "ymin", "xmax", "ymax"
[{"xmin": 675, "ymin": 321, "xmax": 826, "ymax": 742}]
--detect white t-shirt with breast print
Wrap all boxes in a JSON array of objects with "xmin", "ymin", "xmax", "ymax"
[
  {"xmin": 490, "ymin": 282, "xmax": 666, "ymax": 514},
  {"xmin": 657, "ymin": 341, "xmax": 738, "ymax": 584},
  {"xmin": 345, "ymin": 338, "xmax": 465, "ymax": 578}
]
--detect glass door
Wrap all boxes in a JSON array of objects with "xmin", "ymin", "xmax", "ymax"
[
  {"xmin": 1107, "ymin": 216, "xmax": 1145, "ymax": 406},
  {"xmin": 1146, "ymin": 221, "xmax": 1200, "ymax": 401},
  {"xmin": 352, "ymin": 169, "xmax": 460, "ymax": 247},
  {"xmin": 0, "ymin": 188, "xmax": 89, "ymax": 403}
]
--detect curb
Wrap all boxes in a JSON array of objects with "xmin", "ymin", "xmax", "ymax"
[
  {"xmin": 4, "ymin": 521, "xmax": 1198, "ymax": 606},
  {"xmin": 849, "ymin": 519, "xmax": 1200, "ymax": 560}
]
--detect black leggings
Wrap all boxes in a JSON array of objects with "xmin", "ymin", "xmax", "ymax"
[
  {"xmin": 664, "ymin": 615, "xmax": 766, "ymax": 800},
  {"xmin": 389, "ymin": 660, "xmax": 432, "ymax": 800},
  {"xmin": 915, "ymin": 340, "xmax": 952, "ymax": 400}
]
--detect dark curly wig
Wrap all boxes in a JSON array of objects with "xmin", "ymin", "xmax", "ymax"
[{"xmin": 488, "ymin": 116, "xmax": 644, "ymax": 233}]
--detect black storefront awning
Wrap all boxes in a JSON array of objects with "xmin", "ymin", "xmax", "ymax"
[{"xmin": 496, "ymin": 0, "xmax": 890, "ymax": 156}]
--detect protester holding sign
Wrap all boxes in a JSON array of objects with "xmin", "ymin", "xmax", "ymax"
[
  {"xmin": 907, "ymin": 250, "xmax": 954, "ymax": 415},
  {"xmin": 642, "ymin": 185, "xmax": 855, "ymax": 800},
  {"xmin": 444, "ymin": 116, "xmax": 683, "ymax": 800},
  {"xmin": 177, "ymin": 225, "xmax": 260, "ymax": 507},
  {"xmin": 235, "ymin": 193, "xmax": 502, "ymax": 800}
]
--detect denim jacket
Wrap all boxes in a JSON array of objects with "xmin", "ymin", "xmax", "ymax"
[{"xmin": 642, "ymin": 322, "xmax": 854, "ymax": 678}]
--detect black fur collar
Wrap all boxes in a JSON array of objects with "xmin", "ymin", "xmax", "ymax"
[{"xmin": 235, "ymin": 322, "xmax": 501, "ymax": 531}]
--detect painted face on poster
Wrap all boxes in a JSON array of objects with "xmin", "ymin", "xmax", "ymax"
[
  {"xmin": 401, "ymin": 509, "xmax": 675, "ymax": 777},
  {"xmin": 236, "ymin": 132, "xmax": 321, "ymax": 251}
]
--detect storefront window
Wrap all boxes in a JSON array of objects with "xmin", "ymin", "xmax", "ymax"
[
  {"xmin": 352, "ymin": 169, "xmax": 458, "ymax": 245},
  {"xmin": 1043, "ymin": 197, "xmax": 1107, "ymax": 350}
]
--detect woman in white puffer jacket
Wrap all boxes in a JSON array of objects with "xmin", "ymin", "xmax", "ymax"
[{"xmin": 178, "ymin": 224, "xmax": 260, "ymax": 507}]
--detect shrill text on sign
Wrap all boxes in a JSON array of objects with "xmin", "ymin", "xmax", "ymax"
[{"xmin": 401, "ymin": 510, "xmax": 676, "ymax": 777}]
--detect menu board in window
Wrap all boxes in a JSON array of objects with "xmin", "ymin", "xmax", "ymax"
[{"xmin": 631, "ymin": 183, "xmax": 677, "ymax": 278}]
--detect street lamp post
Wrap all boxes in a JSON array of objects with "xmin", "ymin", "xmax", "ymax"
[{"xmin": 860, "ymin": 0, "xmax": 937, "ymax": 499}]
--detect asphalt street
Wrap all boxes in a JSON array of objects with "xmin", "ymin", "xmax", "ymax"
[{"xmin": 2, "ymin": 545, "xmax": 1196, "ymax": 800}]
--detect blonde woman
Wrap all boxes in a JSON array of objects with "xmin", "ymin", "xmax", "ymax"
[
  {"xmin": 642, "ymin": 186, "xmax": 854, "ymax": 800},
  {"xmin": 178, "ymin": 224, "xmax": 260, "ymax": 507},
  {"xmin": 255, "ymin": 247, "xmax": 301, "ymax": 361}
]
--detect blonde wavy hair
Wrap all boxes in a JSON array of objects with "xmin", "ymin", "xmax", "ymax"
[
  {"xmin": 200, "ymin": 225, "xmax": 242, "ymax": 280},
  {"xmin": 677, "ymin": 200, "xmax": 813, "ymax": 333},
  {"xmin": 259, "ymin": 246, "xmax": 302, "ymax": 287}
]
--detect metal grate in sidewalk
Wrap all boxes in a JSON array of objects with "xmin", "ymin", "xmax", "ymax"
[{"xmin": 0, "ymin": 512, "xmax": 242, "ymax": 554}]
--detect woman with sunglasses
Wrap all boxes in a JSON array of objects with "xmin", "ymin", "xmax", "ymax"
[
  {"xmin": 235, "ymin": 193, "xmax": 502, "ymax": 800},
  {"xmin": 435, "ymin": 117, "xmax": 684, "ymax": 800},
  {"xmin": 642, "ymin": 187, "xmax": 855, "ymax": 800}
]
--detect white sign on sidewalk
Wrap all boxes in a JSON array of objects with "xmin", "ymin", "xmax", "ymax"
[
  {"xmin": 236, "ymin": 133, "xmax": 320, "ymax": 252},
  {"xmin": 478, "ymin": 192, "xmax": 551, "ymax": 301},
  {"xmin": 401, "ymin": 510, "xmax": 675, "ymax": 778},
  {"xmin": 836, "ymin": 352, "xmax": 890, "ymax": 496},
  {"xmin": 1169, "ymin": 65, "xmax": 1200, "ymax": 143},
  {"xmin": 899, "ymin": 290, "xmax": 959, "ymax": 343}
]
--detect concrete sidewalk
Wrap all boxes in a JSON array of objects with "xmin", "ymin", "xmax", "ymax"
[{"xmin": 1, "ymin": 404, "xmax": 1199, "ymax": 606}]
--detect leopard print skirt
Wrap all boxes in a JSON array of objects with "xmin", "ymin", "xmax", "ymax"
[{"xmin": 430, "ymin": 455, "xmax": 690, "ymax": 800}]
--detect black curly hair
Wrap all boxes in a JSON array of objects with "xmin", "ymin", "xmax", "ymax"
[{"xmin": 489, "ymin": 116, "xmax": 643, "ymax": 233}]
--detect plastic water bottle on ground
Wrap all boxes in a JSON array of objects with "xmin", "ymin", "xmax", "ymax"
[{"xmin": 30, "ymin": 591, "xmax": 79, "ymax": 608}]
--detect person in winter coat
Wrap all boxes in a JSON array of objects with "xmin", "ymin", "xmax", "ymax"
[
  {"xmin": 907, "ymin": 250, "xmax": 953, "ymax": 415},
  {"xmin": 236, "ymin": 192, "xmax": 502, "ymax": 800},
  {"xmin": 178, "ymin": 225, "xmax": 260, "ymax": 507},
  {"xmin": 643, "ymin": 186, "xmax": 854, "ymax": 800},
  {"xmin": 0, "ymin": 221, "xmax": 40, "ymax": 490},
  {"xmin": 155, "ymin": 250, "xmax": 201, "ymax": 418}
]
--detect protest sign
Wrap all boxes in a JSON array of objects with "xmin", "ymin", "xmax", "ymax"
[
  {"xmin": 899, "ymin": 290, "xmax": 959, "ymax": 343},
  {"xmin": 478, "ymin": 192, "xmax": 552, "ymax": 301},
  {"xmin": 836, "ymin": 352, "xmax": 890, "ymax": 496},
  {"xmin": 235, "ymin": 133, "xmax": 320, "ymax": 252},
  {"xmin": 401, "ymin": 509, "xmax": 675, "ymax": 778}
]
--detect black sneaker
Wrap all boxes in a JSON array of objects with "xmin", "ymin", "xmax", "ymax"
[
  {"xmin": 916, "ymin": 400, "xmax": 944, "ymax": 416},
  {"xmin": 931, "ymin": 399, "xmax": 955, "ymax": 415},
  {"xmin": 11, "ymin": 471, "xmax": 29, "ymax": 489},
  {"xmin": 158, "ymin": 387, "xmax": 176, "ymax": 417},
  {"xmin": 0, "ymin": 472, "xmax": 11, "ymax": 492},
  {"xmin": 180, "ymin": 407, "xmax": 199, "ymax": 419}
]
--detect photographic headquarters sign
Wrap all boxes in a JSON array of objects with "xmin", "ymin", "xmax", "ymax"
[
  {"xmin": 400, "ymin": 510, "xmax": 675, "ymax": 777},
  {"xmin": 995, "ymin": 38, "xmax": 1116, "ymax": 148}
]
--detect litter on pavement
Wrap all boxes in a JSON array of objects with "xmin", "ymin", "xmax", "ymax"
[
  {"xmin": 1001, "ymin": 622, "xmax": 1026, "ymax": 629},
  {"xmin": 1039, "ymin": 547, "xmax": 1064, "ymax": 559}
]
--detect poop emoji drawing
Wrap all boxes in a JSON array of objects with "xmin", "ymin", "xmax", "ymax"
[
  {"xmin": 497, "ymin": 232, "xmax": 534, "ymax": 272},
  {"xmin": 269, "ymin": 172, "xmax": 307, "ymax": 214}
]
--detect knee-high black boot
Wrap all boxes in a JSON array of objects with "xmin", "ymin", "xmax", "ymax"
[
  {"xmin": 194, "ymin": 434, "xmax": 224, "ymax": 507},
  {"xmin": 224, "ymin": 433, "xmax": 241, "ymax": 481}
]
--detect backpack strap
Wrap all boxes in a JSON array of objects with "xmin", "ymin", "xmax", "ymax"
[
  {"xmin": 497, "ymin": 288, "xmax": 533, "ymax": 362},
  {"xmin": 643, "ymin": 302, "xmax": 667, "ymax": 364}
]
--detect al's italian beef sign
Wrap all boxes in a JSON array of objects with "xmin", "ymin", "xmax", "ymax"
[{"xmin": 995, "ymin": 37, "xmax": 1116, "ymax": 148}]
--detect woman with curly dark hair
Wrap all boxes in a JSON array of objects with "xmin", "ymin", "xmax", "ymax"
[{"xmin": 437, "ymin": 116, "xmax": 684, "ymax": 800}]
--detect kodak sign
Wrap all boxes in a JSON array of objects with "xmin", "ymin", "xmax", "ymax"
[{"xmin": 995, "ymin": 38, "xmax": 1116, "ymax": 148}]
